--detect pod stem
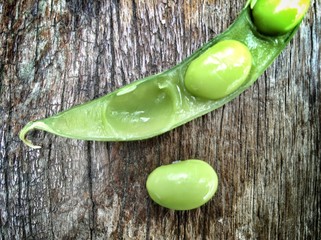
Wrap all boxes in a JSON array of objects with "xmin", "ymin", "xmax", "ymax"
[{"xmin": 19, "ymin": 121, "xmax": 51, "ymax": 149}]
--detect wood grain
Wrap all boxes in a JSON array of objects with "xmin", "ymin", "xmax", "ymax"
[{"xmin": 1, "ymin": 0, "xmax": 320, "ymax": 239}]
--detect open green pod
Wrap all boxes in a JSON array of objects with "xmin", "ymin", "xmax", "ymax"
[{"xmin": 20, "ymin": 1, "xmax": 309, "ymax": 148}]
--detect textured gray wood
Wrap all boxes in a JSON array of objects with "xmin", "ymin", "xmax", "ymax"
[{"xmin": 0, "ymin": 0, "xmax": 320, "ymax": 239}]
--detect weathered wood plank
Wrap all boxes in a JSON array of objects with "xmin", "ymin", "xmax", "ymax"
[{"xmin": 1, "ymin": 0, "xmax": 320, "ymax": 239}]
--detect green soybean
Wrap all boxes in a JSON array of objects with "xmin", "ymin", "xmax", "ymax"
[
  {"xmin": 251, "ymin": 0, "xmax": 310, "ymax": 36},
  {"xmin": 146, "ymin": 159, "xmax": 218, "ymax": 210},
  {"xmin": 19, "ymin": 1, "xmax": 310, "ymax": 148},
  {"xmin": 184, "ymin": 40, "xmax": 252, "ymax": 100}
]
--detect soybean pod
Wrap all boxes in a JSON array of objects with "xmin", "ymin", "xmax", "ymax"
[{"xmin": 19, "ymin": 0, "xmax": 310, "ymax": 148}]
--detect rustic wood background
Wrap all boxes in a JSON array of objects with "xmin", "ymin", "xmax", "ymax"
[{"xmin": 1, "ymin": 0, "xmax": 320, "ymax": 239}]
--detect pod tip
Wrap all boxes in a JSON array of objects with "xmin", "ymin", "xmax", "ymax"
[{"xmin": 19, "ymin": 121, "xmax": 42, "ymax": 149}]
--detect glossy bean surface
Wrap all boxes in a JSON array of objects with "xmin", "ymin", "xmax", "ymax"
[
  {"xmin": 184, "ymin": 40, "xmax": 252, "ymax": 100},
  {"xmin": 146, "ymin": 160, "xmax": 218, "ymax": 210},
  {"xmin": 251, "ymin": 0, "xmax": 310, "ymax": 35}
]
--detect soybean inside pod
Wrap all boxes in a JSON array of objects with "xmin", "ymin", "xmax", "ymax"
[{"xmin": 20, "ymin": 1, "xmax": 308, "ymax": 148}]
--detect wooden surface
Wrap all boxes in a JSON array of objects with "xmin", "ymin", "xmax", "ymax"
[{"xmin": 1, "ymin": 0, "xmax": 320, "ymax": 239}]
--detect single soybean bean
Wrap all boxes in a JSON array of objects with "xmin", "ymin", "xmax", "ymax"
[
  {"xmin": 19, "ymin": 1, "xmax": 310, "ymax": 148},
  {"xmin": 146, "ymin": 159, "xmax": 218, "ymax": 210},
  {"xmin": 251, "ymin": 0, "xmax": 310, "ymax": 35},
  {"xmin": 184, "ymin": 40, "xmax": 252, "ymax": 100}
]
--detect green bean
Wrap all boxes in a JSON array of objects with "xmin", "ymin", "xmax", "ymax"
[
  {"xmin": 251, "ymin": 0, "xmax": 310, "ymax": 36},
  {"xmin": 146, "ymin": 159, "xmax": 218, "ymax": 210},
  {"xmin": 184, "ymin": 40, "xmax": 252, "ymax": 100},
  {"xmin": 19, "ymin": 1, "xmax": 310, "ymax": 148}
]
